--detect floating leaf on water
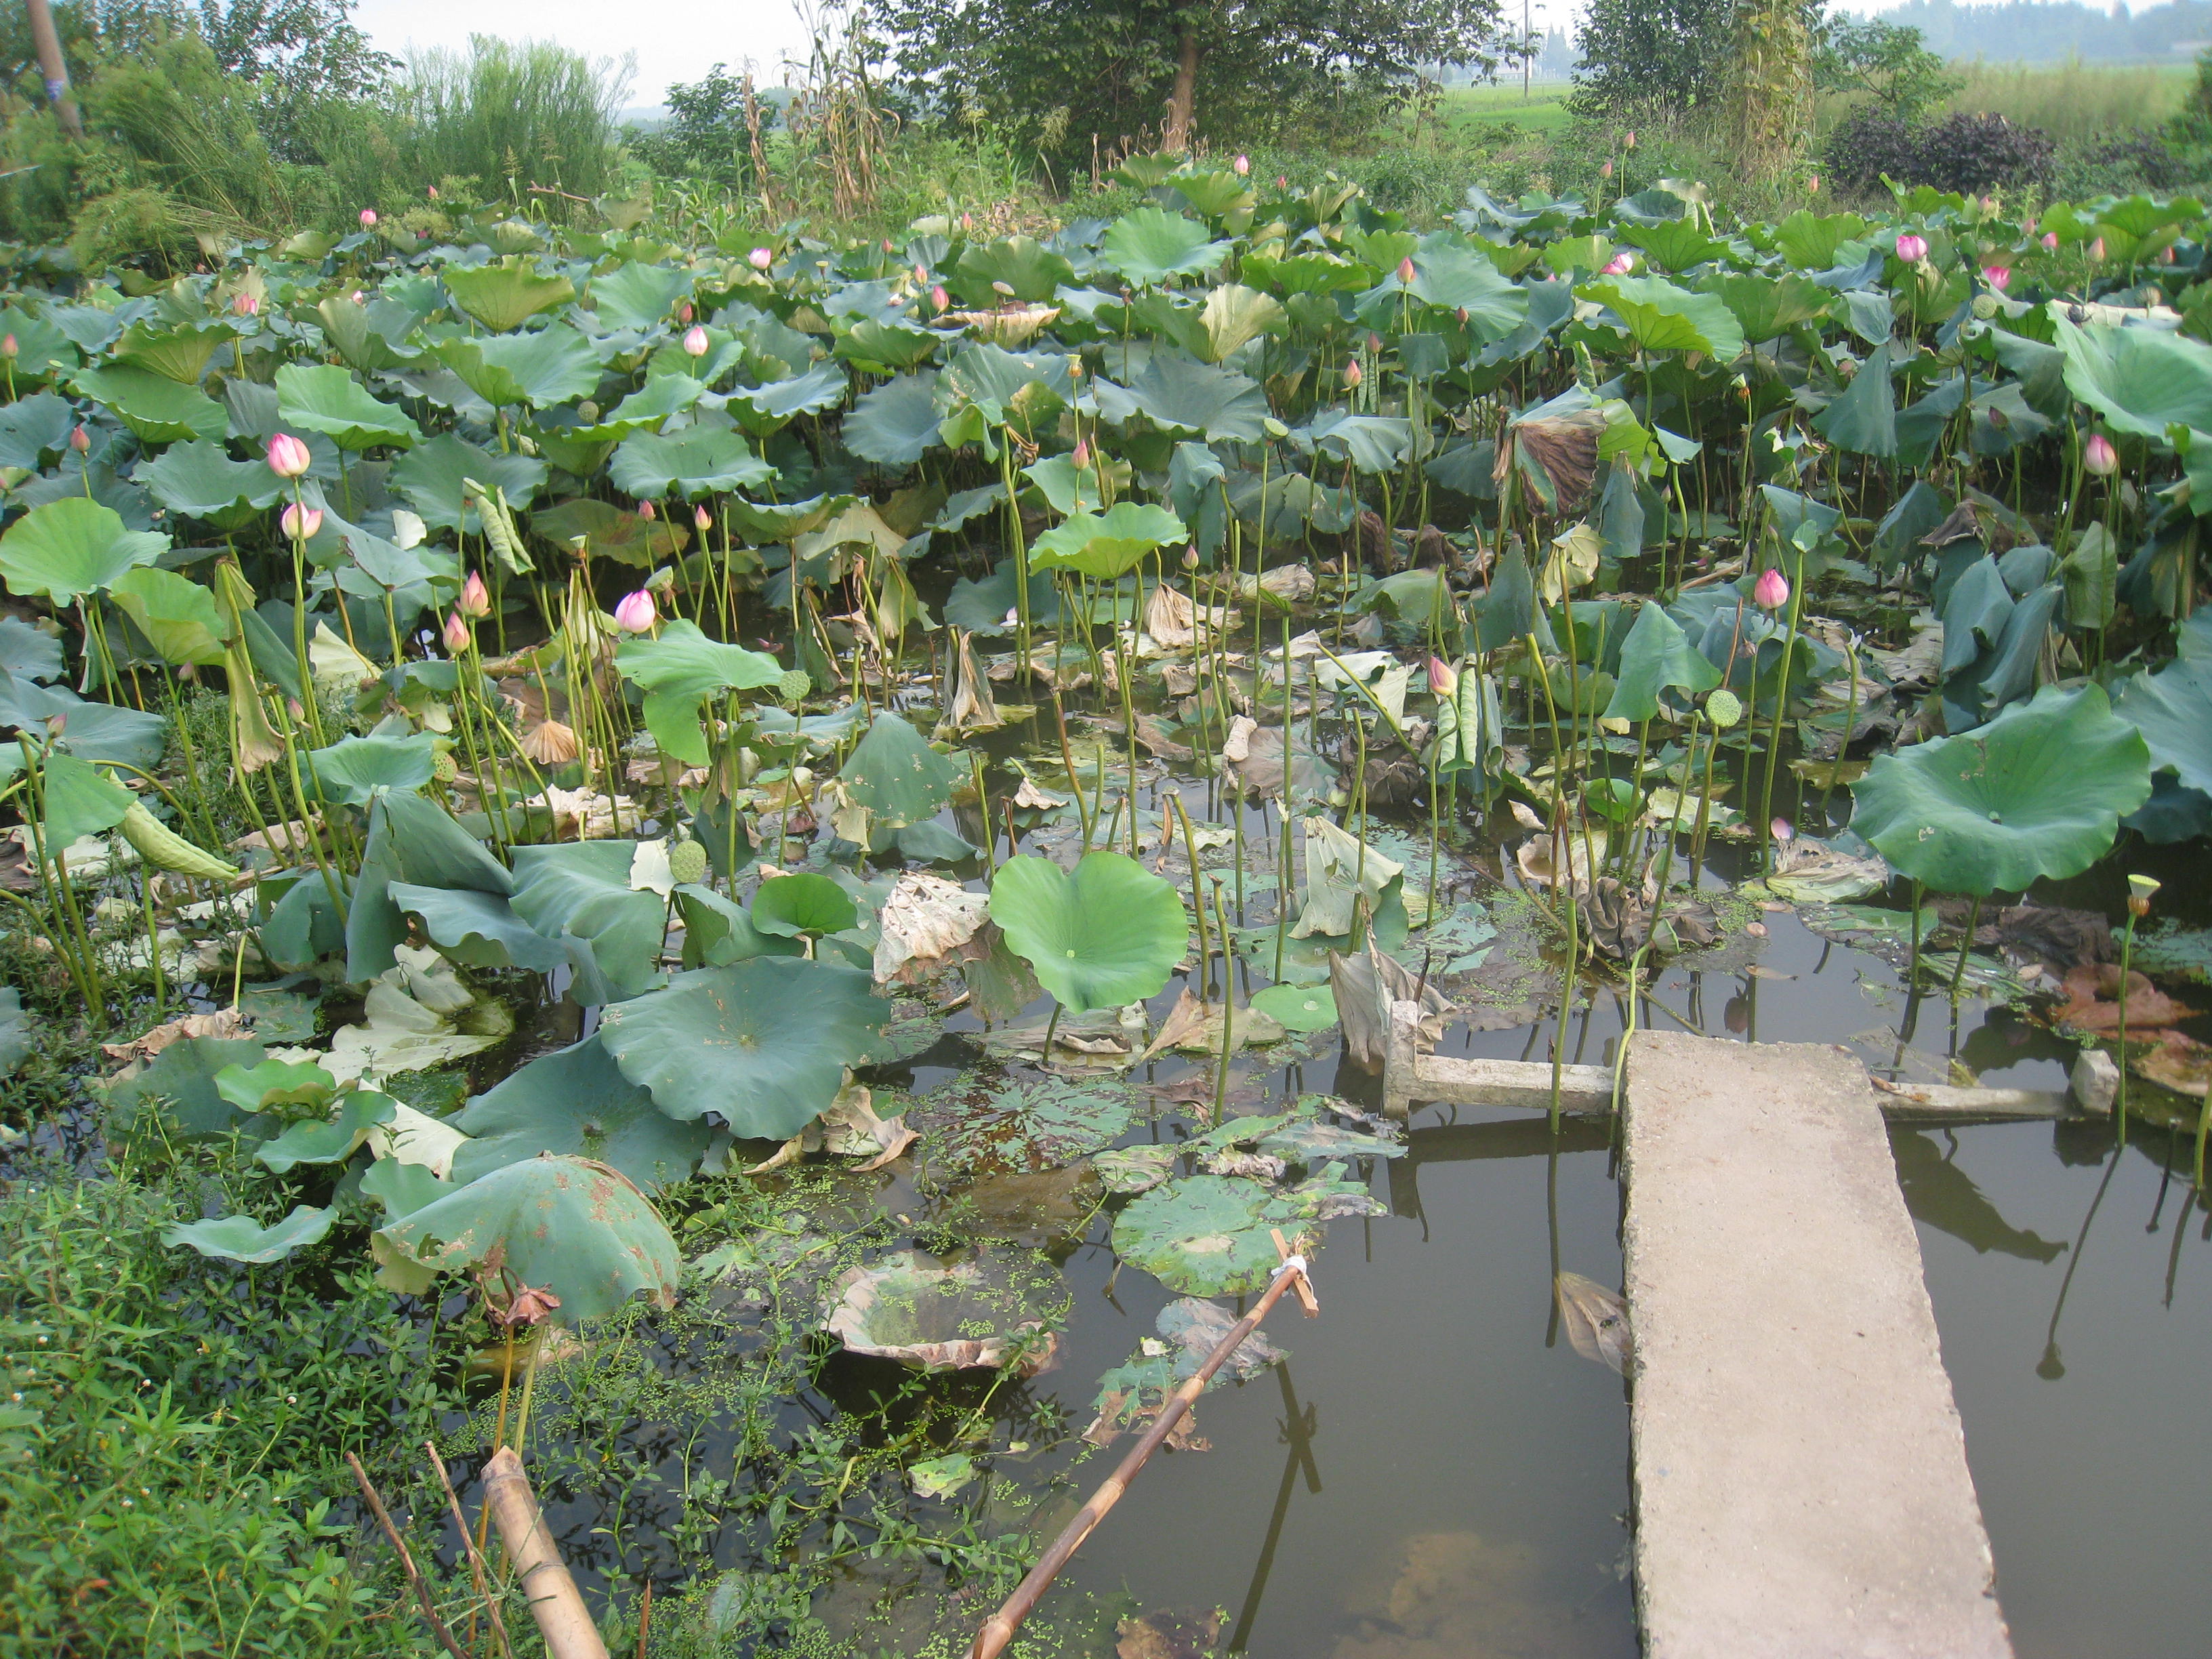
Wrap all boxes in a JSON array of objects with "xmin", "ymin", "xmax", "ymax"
[
  {"xmin": 1094, "ymin": 1143, "xmax": 1181, "ymax": 1195},
  {"xmin": 990, "ymin": 851, "xmax": 1186, "ymax": 1015},
  {"xmin": 2135, "ymin": 1032, "xmax": 2212, "ymax": 1100},
  {"xmin": 908, "ymin": 1454, "xmax": 978, "ymax": 1500},
  {"xmin": 872, "ymin": 871, "xmax": 991, "ymax": 983},
  {"xmin": 1294, "ymin": 817, "xmax": 1403, "ymax": 939},
  {"xmin": 2053, "ymin": 964, "xmax": 2197, "ymax": 1035},
  {"xmin": 1249, "ymin": 982, "xmax": 1339, "ymax": 1033},
  {"xmin": 1761, "ymin": 839, "xmax": 1889, "ymax": 905},
  {"xmin": 1111, "ymin": 1174, "xmax": 1315, "ymax": 1298},
  {"xmin": 912, "ymin": 1073, "xmax": 1139, "ymax": 1174},
  {"xmin": 1555, "ymin": 1271, "xmax": 1632, "ymax": 1374},
  {"xmin": 823, "ymin": 1249, "xmax": 1063, "ymax": 1373},
  {"xmin": 1086, "ymin": 1295, "xmax": 1285, "ymax": 1446}
]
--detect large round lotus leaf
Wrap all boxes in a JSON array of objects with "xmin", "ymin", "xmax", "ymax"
[
  {"xmin": 844, "ymin": 371, "xmax": 943, "ymax": 466},
  {"xmin": 989, "ymin": 851, "xmax": 1186, "ymax": 1014},
  {"xmin": 2053, "ymin": 314, "xmax": 2212, "ymax": 447},
  {"xmin": 164, "ymin": 1204, "xmax": 334, "ymax": 1263},
  {"xmin": 531, "ymin": 495, "xmax": 691, "ymax": 568},
  {"xmin": 824, "ymin": 1249, "xmax": 1063, "ymax": 1372},
  {"xmin": 71, "ymin": 365, "xmax": 227, "ymax": 443},
  {"xmin": 2112, "ymin": 613, "xmax": 2212, "ymax": 797},
  {"xmin": 309, "ymin": 731, "xmax": 439, "ymax": 806},
  {"xmin": 909, "ymin": 1074, "xmax": 1139, "ymax": 1173},
  {"xmin": 0, "ymin": 497, "xmax": 167, "ymax": 603},
  {"xmin": 840, "ymin": 710, "xmax": 965, "ymax": 827},
  {"xmin": 1850, "ymin": 682, "xmax": 2152, "ymax": 897},
  {"xmin": 950, "ymin": 234, "xmax": 1075, "ymax": 306},
  {"xmin": 442, "ymin": 262, "xmax": 576, "ymax": 332},
  {"xmin": 1582, "ymin": 274, "xmax": 1746, "ymax": 360},
  {"xmin": 1104, "ymin": 206, "xmax": 1232, "ymax": 285},
  {"xmin": 1406, "ymin": 244, "xmax": 1528, "ymax": 341},
  {"xmin": 1027, "ymin": 501, "xmax": 1187, "ymax": 580},
  {"xmin": 615, "ymin": 619, "xmax": 783, "ymax": 767},
  {"xmin": 726, "ymin": 364, "xmax": 849, "ymax": 433},
  {"xmin": 752, "ymin": 871, "xmax": 858, "ymax": 938},
  {"xmin": 595, "ymin": 958, "xmax": 889, "ymax": 1136},
  {"xmin": 108, "ymin": 565, "xmax": 228, "ymax": 666},
  {"xmin": 1111, "ymin": 1174, "xmax": 1315, "ymax": 1296},
  {"xmin": 389, "ymin": 884, "xmax": 572, "ymax": 975},
  {"xmin": 436, "ymin": 328, "xmax": 602, "ymax": 409},
  {"xmin": 274, "ymin": 363, "xmax": 421, "ymax": 451},
  {"xmin": 372, "ymin": 1154, "xmax": 678, "ymax": 1324},
  {"xmin": 36, "ymin": 750, "xmax": 133, "ymax": 846},
  {"xmin": 1119, "ymin": 356, "xmax": 1270, "ymax": 444},
  {"xmin": 590, "ymin": 261, "xmax": 695, "ymax": 331},
  {"xmin": 567, "ymin": 373, "xmax": 705, "ymax": 442},
  {"xmin": 1604, "ymin": 599, "xmax": 1721, "ymax": 722},
  {"xmin": 105, "ymin": 1035, "xmax": 268, "ymax": 1139},
  {"xmin": 609, "ymin": 429, "xmax": 775, "ymax": 499},
  {"xmin": 389, "ymin": 434, "xmax": 548, "ymax": 533},
  {"xmin": 453, "ymin": 1038, "xmax": 709, "ymax": 1193},
  {"xmin": 508, "ymin": 840, "xmax": 668, "ymax": 1002},
  {"xmin": 142, "ymin": 440, "xmax": 286, "ymax": 529},
  {"xmin": 114, "ymin": 316, "xmax": 238, "ymax": 383}
]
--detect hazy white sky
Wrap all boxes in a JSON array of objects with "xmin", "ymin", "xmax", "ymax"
[{"xmin": 349, "ymin": 0, "xmax": 821, "ymax": 110}]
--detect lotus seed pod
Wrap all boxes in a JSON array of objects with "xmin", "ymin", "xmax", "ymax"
[
  {"xmin": 432, "ymin": 748, "xmax": 459, "ymax": 783},
  {"xmin": 668, "ymin": 840, "xmax": 710, "ymax": 886},
  {"xmin": 779, "ymin": 668, "xmax": 811, "ymax": 704},
  {"xmin": 1706, "ymin": 688, "xmax": 1744, "ymax": 729}
]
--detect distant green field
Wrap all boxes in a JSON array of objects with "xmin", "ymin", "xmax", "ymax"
[
  {"xmin": 1437, "ymin": 83, "xmax": 1575, "ymax": 135},
  {"xmin": 1941, "ymin": 58, "xmax": 2193, "ymax": 142}
]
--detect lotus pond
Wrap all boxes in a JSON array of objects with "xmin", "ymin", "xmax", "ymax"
[{"xmin": 3, "ymin": 165, "xmax": 2212, "ymax": 1656}]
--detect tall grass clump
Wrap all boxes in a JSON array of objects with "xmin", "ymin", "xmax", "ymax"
[
  {"xmin": 1942, "ymin": 57, "xmax": 2188, "ymax": 144},
  {"xmin": 375, "ymin": 35, "xmax": 633, "ymax": 208}
]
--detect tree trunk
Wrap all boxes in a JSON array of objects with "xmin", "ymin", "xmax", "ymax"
[
  {"xmin": 26, "ymin": 0, "xmax": 81, "ymax": 139},
  {"xmin": 1725, "ymin": 0, "xmax": 1811, "ymax": 181},
  {"xmin": 1164, "ymin": 28, "xmax": 1200, "ymax": 153}
]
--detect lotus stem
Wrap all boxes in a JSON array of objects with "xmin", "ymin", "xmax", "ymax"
[
  {"xmin": 1759, "ymin": 568, "xmax": 1808, "ymax": 874},
  {"xmin": 1947, "ymin": 893, "xmax": 1984, "ymax": 1002},
  {"xmin": 1168, "ymin": 792, "xmax": 1212, "ymax": 1001}
]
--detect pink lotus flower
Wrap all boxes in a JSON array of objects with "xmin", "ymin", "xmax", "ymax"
[
  {"xmin": 749, "ymin": 247, "xmax": 773, "ymax": 270},
  {"xmin": 1895, "ymin": 232, "xmax": 1928, "ymax": 262},
  {"xmin": 68, "ymin": 426, "xmax": 89, "ymax": 454},
  {"xmin": 232, "ymin": 291, "xmax": 259, "ymax": 316},
  {"xmin": 1071, "ymin": 437, "xmax": 1090, "ymax": 470},
  {"xmin": 2085, "ymin": 432, "xmax": 2118, "ymax": 476},
  {"xmin": 1428, "ymin": 656, "xmax": 1458, "ymax": 697},
  {"xmin": 280, "ymin": 502, "xmax": 322, "ymax": 541},
  {"xmin": 427, "ymin": 185, "xmax": 439, "ymax": 200},
  {"xmin": 613, "ymin": 590, "xmax": 657, "ymax": 634},
  {"xmin": 1982, "ymin": 265, "xmax": 2011, "ymax": 290},
  {"xmin": 1807, "ymin": 174, "xmax": 1820, "ymax": 194},
  {"xmin": 682, "ymin": 325, "xmax": 710, "ymax": 356},
  {"xmin": 1624, "ymin": 130, "xmax": 1637, "ymax": 148},
  {"xmin": 459, "ymin": 571, "xmax": 491, "ymax": 617},
  {"xmin": 359, "ymin": 209, "xmax": 377, "ymax": 229},
  {"xmin": 678, "ymin": 302, "xmax": 694, "ymax": 323},
  {"xmin": 1233, "ymin": 154, "xmax": 1250, "ymax": 176},
  {"xmin": 443, "ymin": 611, "xmax": 470, "ymax": 652},
  {"xmin": 2090, "ymin": 237, "xmax": 2107, "ymax": 261},
  {"xmin": 2042, "ymin": 232, "xmax": 2060, "ymax": 250},
  {"xmin": 637, "ymin": 499, "xmax": 657, "ymax": 520},
  {"xmin": 1601, "ymin": 159, "xmax": 1613, "ymax": 180},
  {"xmin": 1, "ymin": 334, "xmax": 16, "ymax": 359},
  {"xmin": 1601, "ymin": 252, "xmax": 1636, "ymax": 276},
  {"xmin": 930, "ymin": 285, "xmax": 949, "ymax": 311},
  {"xmin": 266, "ymin": 432, "xmax": 311, "ymax": 478},
  {"xmin": 1397, "ymin": 256, "xmax": 1416, "ymax": 284},
  {"xmin": 913, "ymin": 262, "xmax": 929, "ymax": 284},
  {"xmin": 1771, "ymin": 817, "xmax": 1795, "ymax": 843},
  {"xmin": 1753, "ymin": 567, "xmax": 1790, "ymax": 611},
  {"xmin": 1276, "ymin": 175, "xmax": 1288, "ymax": 189},
  {"xmin": 1343, "ymin": 360, "xmax": 1363, "ymax": 388}
]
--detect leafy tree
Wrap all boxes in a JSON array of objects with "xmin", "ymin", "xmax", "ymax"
[
  {"xmin": 867, "ymin": 0, "xmax": 1525, "ymax": 165},
  {"xmin": 1568, "ymin": 0, "xmax": 1738, "ymax": 119},
  {"xmin": 1814, "ymin": 16, "xmax": 1959, "ymax": 121},
  {"xmin": 632, "ymin": 62, "xmax": 771, "ymax": 188}
]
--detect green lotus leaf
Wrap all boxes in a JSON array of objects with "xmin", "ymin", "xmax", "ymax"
[
  {"xmin": 0, "ymin": 672, "xmax": 166, "ymax": 770},
  {"xmin": 389, "ymin": 884, "xmax": 572, "ymax": 975},
  {"xmin": 844, "ymin": 371, "xmax": 944, "ymax": 465},
  {"xmin": 1118, "ymin": 356, "xmax": 1269, "ymax": 443},
  {"xmin": 388, "ymin": 435, "xmax": 548, "ymax": 533},
  {"xmin": 316, "ymin": 295, "xmax": 417, "ymax": 373},
  {"xmin": 1582, "ymin": 274, "xmax": 1746, "ymax": 360},
  {"xmin": 436, "ymin": 327, "xmax": 602, "ymax": 409},
  {"xmin": 108, "ymin": 565, "xmax": 228, "ymax": 665},
  {"xmin": 0, "ymin": 497, "xmax": 167, "ymax": 603},
  {"xmin": 0, "ymin": 311, "xmax": 77, "ymax": 380},
  {"xmin": 1406, "ymin": 243, "xmax": 1529, "ymax": 340},
  {"xmin": 1812, "ymin": 342, "xmax": 1897, "ymax": 459},
  {"xmin": 72, "ymin": 365, "xmax": 226, "ymax": 443},
  {"xmin": 1027, "ymin": 501, "xmax": 1187, "ymax": 579},
  {"xmin": 672, "ymin": 882, "xmax": 806, "ymax": 967},
  {"xmin": 104, "ymin": 1034, "xmax": 267, "ymax": 1139},
  {"xmin": 113, "ymin": 316, "xmax": 238, "ymax": 383},
  {"xmin": 274, "ymin": 363, "xmax": 422, "ymax": 451},
  {"xmin": 2112, "ymin": 611, "xmax": 2212, "ymax": 797},
  {"xmin": 1704, "ymin": 270, "xmax": 1831, "ymax": 343},
  {"xmin": 2054, "ymin": 314, "xmax": 2212, "ymax": 449},
  {"xmin": 1297, "ymin": 411, "xmax": 1414, "ymax": 475},
  {"xmin": 0, "ymin": 392, "xmax": 77, "ymax": 469},
  {"xmin": 908, "ymin": 1073, "xmax": 1138, "ymax": 1173},
  {"xmin": 726, "ymin": 363, "xmax": 850, "ymax": 434},
  {"xmin": 531, "ymin": 495, "xmax": 691, "ymax": 567},
  {"xmin": 951, "ymin": 234, "xmax": 1076, "ymax": 305},
  {"xmin": 1604, "ymin": 599, "xmax": 1721, "ymax": 722},
  {"xmin": 1849, "ymin": 682, "xmax": 2152, "ymax": 896},
  {"xmin": 141, "ymin": 439, "xmax": 286, "ymax": 529},
  {"xmin": 1249, "ymin": 983, "xmax": 1339, "ymax": 1033},
  {"xmin": 372, "ymin": 1154, "xmax": 679, "ymax": 1323},
  {"xmin": 1616, "ymin": 218, "xmax": 1729, "ymax": 272},
  {"xmin": 839, "ymin": 710, "xmax": 964, "ymax": 827},
  {"xmin": 346, "ymin": 790, "xmax": 516, "ymax": 983},
  {"xmin": 609, "ymin": 429, "xmax": 775, "ymax": 499},
  {"xmin": 216, "ymin": 1057, "xmax": 337, "ymax": 1115},
  {"xmin": 443, "ymin": 262, "xmax": 576, "ymax": 331},
  {"xmin": 989, "ymin": 850, "xmax": 1186, "ymax": 1014},
  {"xmin": 0, "ymin": 615, "xmax": 59, "ymax": 683},
  {"xmin": 254, "ymin": 1090, "xmax": 395, "ymax": 1174},
  {"xmin": 590, "ymin": 262, "xmax": 694, "ymax": 331},
  {"xmin": 944, "ymin": 345, "xmax": 1072, "ymax": 436},
  {"xmin": 0, "ymin": 987, "xmax": 26, "ymax": 1078},
  {"xmin": 1105, "ymin": 207, "xmax": 1231, "ymax": 285},
  {"xmin": 567, "ymin": 373, "xmax": 705, "ymax": 441},
  {"xmin": 615, "ymin": 619, "xmax": 784, "ymax": 766},
  {"xmin": 453, "ymin": 1038, "xmax": 710, "ymax": 1193},
  {"xmin": 509, "ymin": 840, "xmax": 668, "ymax": 1003},
  {"xmin": 1111, "ymin": 1174, "xmax": 1314, "ymax": 1296},
  {"xmin": 595, "ymin": 958, "xmax": 889, "ymax": 1136},
  {"xmin": 834, "ymin": 316, "xmax": 941, "ymax": 371},
  {"xmin": 751, "ymin": 871, "xmax": 859, "ymax": 938},
  {"xmin": 164, "ymin": 1205, "xmax": 334, "ymax": 1263},
  {"xmin": 35, "ymin": 750, "xmax": 133, "ymax": 846},
  {"xmin": 310, "ymin": 731, "xmax": 439, "ymax": 806}
]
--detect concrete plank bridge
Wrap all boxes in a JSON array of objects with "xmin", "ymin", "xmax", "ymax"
[{"xmin": 1361, "ymin": 995, "xmax": 2114, "ymax": 1658}]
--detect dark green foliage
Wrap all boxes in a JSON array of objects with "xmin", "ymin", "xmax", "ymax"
[
  {"xmin": 630, "ymin": 62, "xmax": 766, "ymax": 188},
  {"xmin": 1824, "ymin": 107, "xmax": 2056, "ymax": 199},
  {"xmin": 1813, "ymin": 16, "xmax": 1959, "ymax": 121},
  {"xmin": 1568, "ymin": 0, "xmax": 1738, "ymax": 118}
]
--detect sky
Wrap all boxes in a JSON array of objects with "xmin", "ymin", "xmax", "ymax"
[{"xmin": 349, "ymin": 0, "xmax": 821, "ymax": 112}]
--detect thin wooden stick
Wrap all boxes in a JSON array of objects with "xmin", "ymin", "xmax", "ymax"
[
  {"xmin": 968, "ymin": 1242, "xmax": 1318, "ymax": 1659},
  {"xmin": 481, "ymin": 1446, "xmax": 611, "ymax": 1659},
  {"xmin": 424, "ymin": 1441, "xmax": 515, "ymax": 1659},
  {"xmin": 344, "ymin": 1451, "xmax": 472, "ymax": 1659}
]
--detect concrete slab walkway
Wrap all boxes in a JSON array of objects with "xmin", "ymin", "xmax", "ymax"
[{"xmin": 1622, "ymin": 1031, "xmax": 2013, "ymax": 1659}]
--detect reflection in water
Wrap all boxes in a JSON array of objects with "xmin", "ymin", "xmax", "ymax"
[
  {"xmin": 1332, "ymin": 1531, "xmax": 1620, "ymax": 1659},
  {"xmin": 1891, "ymin": 1131, "xmax": 2068, "ymax": 1263}
]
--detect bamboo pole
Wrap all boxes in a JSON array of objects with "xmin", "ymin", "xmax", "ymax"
[
  {"xmin": 968, "ymin": 1237, "xmax": 1317, "ymax": 1659},
  {"xmin": 24, "ymin": 0, "xmax": 80, "ymax": 139},
  {"xmin": 482, "ymin": 1446, "xmax": 611, "ymax": 1659}
]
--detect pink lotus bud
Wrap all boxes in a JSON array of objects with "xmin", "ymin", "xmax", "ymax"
[
  {"xmin": 359, "ymin": 209, "xmax": 377, "ymax": 228},
  {"xmin": 960, "ymin": 213, "xmax": 974, "ymax": 232},
  {"xmin": 749, "ymin": 246, "xmax": 773, "ymax": 270},
  {"xmin": 1276, "ymin": 175, "xmax": 1288, "ymax": 188},
  {"xmin": 1894, "ymin": 232, "xmax": 1928, "ymax": 262},
  {"xmin": 443, "ymin": 611, "xmax": 470, "ymax": 652},
  {"xmin": 614, "ymin": 590, "xmax": 657, "ymax": 634},
  {"xmin": 682, "ymin": 325, "xmax": 710, "ymax": 356},
  {"xmin": 2042, "ymin": 232, "xmax": 2060, "ymax": 250},
  {"xmin": 427, "ymin": 185, "xmax": 438, "ymax": 200},
  {"xmin": 232, "ymin": 291, "xmax": 259, "ymax": 316},
  {"xmin": 43, "ymin": 711, "xmax": 65, "ymax": 737},
  {"xmin": 280, "ymin": 502, "xmax": 323, "ymax": 541},
  {"xmin": 1807, "ymin": 174, "xmax": 1820, "ymax": 194},
  {"xmin": 1982, "ymin": 265, "xmax": 2011, "ymax": 291},
  {"xmin": 695, "ymin": 505, "xmax": 713, "ymax": 531},
  {"xmin": 459, "ymin": 571, "xmax": 492, "ymax": 617},
  {"xmin": 1601, "ymin": 159, "xmax": 1613, "ymax": 180},
  {"xmin": 349, "ymin": 289, "xmax": 364, "ymax": 303},
  {"xmin": 1071, "ymin": 437, "xmax": 1090, "ymax": 470},
  {"xmin": 1982, "ymin": 197, "xmax": 1998, "ymax": 213},
  {"xmin": 2162, "ymin": 244, "xmax": 2177, "ymax": 264},
  {"xmin": 1396, "ymin": 256, "xmax": 1416, "ymax": 284},
  {"xmin": 1343, "ymin": 360, "xmax": 1363, "ymax": 388},
  {"xmin": 68, "ymin": 426, "xmax": 88, "ymax": 453},
  {"xmin": 2090, "ymin": 237, "xmax": 2107, "ymax": 262},
  {"xmin": 930, "ymin": 285, "xmax": 949, "ymax": 311},
  {"xmin": 678, "ymin": 302, "xmax": 693, "ymax": 324},
  {"xmin": 1233, "ymin": 154, "xmax": 1250, "ymax": 176},
  {"xmin": 2085, "ymin": 432, "xmax": 2118, "ymax": 476},
  {"xmin": 882, "ymin": 238, "xmax": 894, "ymax": 253},
  {"xmin": 1624, "ymin": 130, "xmax": 1637, "ymax": 149},
  {"xmin": 1368, "ymin": 331, "xmax": 1385, "ymax": 354},
  {"xmin": 1456, "ymin": 306, "xmax": 1469, "ymax": 324},
  {"xmin": 1, "ymin": 334, "xmax": 16, "ymax": 359},
  {"xmin": 1427, "ymin": 656, "xmax": 1457, "ymax": 698},
  {"xmin": 1753, "ymin": 567, "xmax": 1790, "ymax": 611},
  {"xmin": 1182, "ymin": 545, "xmax": 1199, "ymax": 569},
  {"xmin": 266, "ymin": 432, "xmax": 311, "ymax": 477},
  {"xmin": 913, "ymin": 263, "xmax": 928, "ymax": 284},
  {"xmin": 1771, "ymin": 817, "xmax": 1795, "ymax": 843},
  {"xmin": 637, "ymin": 499, "xmax": 656, "ymax": 520},
  {"xmin": 1602, "ymin": 253, "xmax": 1635, "ymax": 276}
]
